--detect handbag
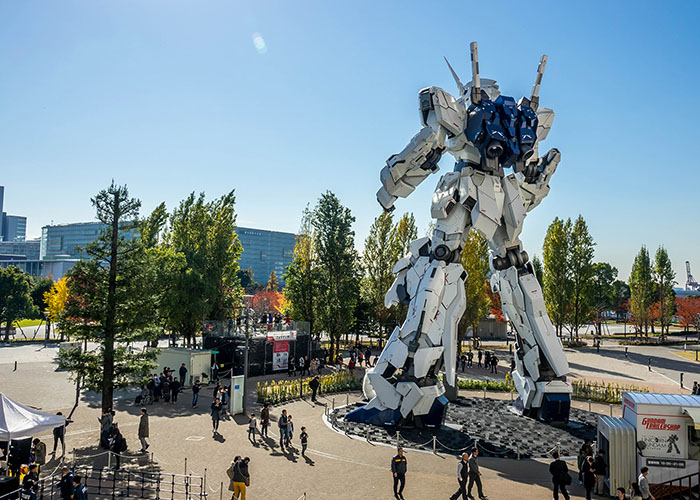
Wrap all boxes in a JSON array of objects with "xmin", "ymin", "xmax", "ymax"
[
  {"xmin": 564, "ymin": 473, "xmax": 572, "ymax": 485},
  {"xmin": 245, "ymin": 477, "xmax": 250, "ymax": 487}
]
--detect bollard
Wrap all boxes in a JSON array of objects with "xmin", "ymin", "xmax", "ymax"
[
  {"xmin": 344, "ymin": 420, "xmax": 348, "ymax": 434},
  {"xmin": 365, "ymin": 427, "xmax": 370, "ymax": 442},
  {"xmin": 557, "ymin": 442, "xmax": 560, "ymax": 457},
  {"xmin": 681, "ymin": 373, "xmax": 684, "ymax": 389},
  {"xmin": 219, "ymin": 482, "xmax": 223, "ymax": 500},
  {"xmin": 588, "ymin": 399, "xmax": 592, "ymax": 412},
  {"xmin": 72, "ymin": 448, "xmax": 76, "ymax": 465},
  {"xmin": 346, "ymin": 393, "xmax": 349, "ymax": 407},
  {"xmin": 204, "ymin": 468, "xmax": 207, "ymax": 493},
  {"xmin": 184, "ymin": 457, "xmax": 187, "ymax": 475},
  {"xmin": 433, "ymin": 436, "xmax": 437, "ymax": 454},
  {"xmin": 517, "ymin": 444, "xmax": 520, "ymax": 460},
  {"xmin": 609, "ymin": 404, "xmax": 613, "ymax": 416},
  {"xmin": 483, "ymin": 388, "xmax": 486, "ymax": 399},
  {"xmin": 332, "ymin": 398, "xmax": 335, "ymax": 411},
  {"xmin": 13, "ymin": 361, "xmax": 17, "ymax": 371},
  {"xmin": 510, "ymin": 390, "xmax": 513, "ymax": 401},
  {"xmin": 107, "ymin": 451, "xmax": 111, "ymax": 469},
  {"xmin": 396, "ymin": 431, "xmax": 400, "ymax": 449}
]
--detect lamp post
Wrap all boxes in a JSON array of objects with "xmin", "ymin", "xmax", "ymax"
[{"xmin": 241, "ymin": 295, "xmax": 253, "ymax": 415}]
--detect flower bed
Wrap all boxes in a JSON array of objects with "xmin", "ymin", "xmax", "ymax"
[{"xmin": 256, "ymin": 369, "xmax": 363, "ymax": 404}]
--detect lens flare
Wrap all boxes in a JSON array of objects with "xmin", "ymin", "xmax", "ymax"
[{"xmin": 252, "ymin": 33, "xmax": 267, "ymax": 54}]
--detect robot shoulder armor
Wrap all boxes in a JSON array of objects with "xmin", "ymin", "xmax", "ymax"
[{"xmin": 419, "ymin": 86, "xmax": 465, "ymax": 136}]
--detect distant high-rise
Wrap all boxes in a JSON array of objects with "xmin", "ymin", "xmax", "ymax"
[
  {"xmin": 0, "ymin": 186, "xmax": 28, "ymax": 242},
  {"xmin": 236, "ymin": 226, "xmax": 296, "ymax": 287}
]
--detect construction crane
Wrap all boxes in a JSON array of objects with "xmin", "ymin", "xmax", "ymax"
[{"xmin": 686, "ymin": 261, "xmax": 700, "ymax": 291}]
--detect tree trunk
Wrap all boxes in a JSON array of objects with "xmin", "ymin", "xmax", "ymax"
[{"xmin": 102, "ymin": 190, "xmax": 121, "ymax": 413}]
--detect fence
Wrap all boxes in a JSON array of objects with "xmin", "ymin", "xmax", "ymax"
[
  {"xmin": 650, "ymin": 471, "xmax": 700, "ymax": 499},
  {"xmin": 0, "ymin": 464, "xmax": 205, "ymax": 500}
]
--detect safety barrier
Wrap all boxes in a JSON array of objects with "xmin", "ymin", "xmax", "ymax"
[{"xmin": 650, "ymin": 471, "xmax": 700, "ymax": 499}]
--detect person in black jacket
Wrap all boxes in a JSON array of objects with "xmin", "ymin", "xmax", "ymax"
[
  {"xmin": 52, "ymin": 412, "xmax": 66, "ymax": 458},
  {"xmin": 309, "ymin": 376, "xmax": 320, "ymax": 402},
  {"xmin": 550, "ymin": 451, "xmax": 570, "ymax": 500},
  {"xmin": 59, "ymin": 466, "xmax": 74, "ymax": 500},
  {"xmin": 391, "ymin": 448, "xmax": 407, "ymax": 500},
  {"xmin": 170, "ymin": 377, "xmax": 181, "ymax": 404},
  {"xmin": 449, "ymin": 453, "xmax": 469, "ymax": 500},
  {"xmin": 467, "ymin": 448, "xmax": 487, "ymax": 499},
  {"xmin": 593, "ymin": 450, "xmax": 607, "ymax": 495},
  {"xmin": 232, "ymin": 457, "xmax": 250, "ymax": 500},
  {"xmin": 179, "ymin": 363, "xmax": 188, "ymax": 387},
  {"xmin": 73, "ymin": 475, "xmax": 88, "ymax": 500}
]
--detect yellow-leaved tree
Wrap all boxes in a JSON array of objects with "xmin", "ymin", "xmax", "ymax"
[{"xmin": 44, "ymin": 277, "xmax": 68, "ymax": 331}]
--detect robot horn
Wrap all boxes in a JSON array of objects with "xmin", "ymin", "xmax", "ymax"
[
  {"xmin": 529, "ymin": 54, "xmax": 548, "ymax": 110},
  {"xmin": 444, "ymin": 57, "xmax": 465, "ymax": 96}
]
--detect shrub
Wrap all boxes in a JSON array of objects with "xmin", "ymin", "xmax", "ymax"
[
  {"xmin": 571, "ymin": 379, "xmax": 649, "ymax": 403},
  {"xmin": 256, "ymin": 369, "xmax": 363, "ymax": 404}
]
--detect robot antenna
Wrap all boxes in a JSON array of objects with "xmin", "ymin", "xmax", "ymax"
[
  {"xmin": 530, "ymin": 54, "xmax": 548, "ymax": 110},
  {"xmin": 469, "ymin": 42, "xmax": 482, "ymax": 105},
  {"xmin": 444, "ymin": 57, "xmax": 465, "ymax": 96}
]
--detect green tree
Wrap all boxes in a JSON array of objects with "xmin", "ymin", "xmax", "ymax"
[
  {"xmin": 284, "ymin": 207, "xmax": 319, "ymax": 338},
  {"xmin": 312, "ymin": 192, "xmax": 360, "ymax": 361},
  {"xmin": 58, "ymin": 182, "xmax": 162, "ymax": 411},
  {"xmin": 391, "ymin": 212, "xmax": 418, "ymax": 263},
  {"xmin": 653, "ymin": 246, "xmax": 676, "ymax": 340},
  {"xmin": 361, "ymin": 211, "xmax": 398, "ymax": 348},
  {"xmin": 567, "ymin": 216, "xmax": 595, "ymax": 338},
  {"xmin": 591, "ymin": 262, "xmax": 618, "ymax": 335},
  {"xmin": 0, "ymin": 266, "xmax": 35, "ymax": 341},
  {"xmin": 542, "ymin": 217, "xmax": 571, "ymax": 337},
  {"xmin": 629, "ymin": 246, "xmax": 655, "ymax": 336},
  {"xmin": 266, "ymin": 270, "xmax": 279, "ymax": 292},
  {"xmin": 162, "ymin": 191, "xmax": 242, "ymax": 345},
  {"xmin": 612, "ymin": 280, "xmax": 631, "ymax": 321},
  {"xmin": 531, "ymin": 255, "xmax": 544, "ymax": 285},
  {"xmin": 459, "ymin": 232, "xmax": 490, "ymax": 346}
]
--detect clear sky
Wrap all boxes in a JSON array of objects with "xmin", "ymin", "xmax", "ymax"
[{"xmin": 1, "ymin": 1, "xmax": 699, "ymax": 282}]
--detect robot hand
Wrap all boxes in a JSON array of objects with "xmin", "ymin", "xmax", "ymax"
[
  {"xmin": 524, "ymin": 148, "xmax": 561, "ymax": 188},
  {"xmin": 377, "ymin": 186, "xmax": 398, "ymax": 212}
]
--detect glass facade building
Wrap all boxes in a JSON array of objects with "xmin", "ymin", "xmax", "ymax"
[
  {"xmin": 40, "ymin": 222, "xmax": 106, "ymax": 260},
  {"xmin": 0, "ymin": 239, "xmax": 40, "ymax": 260},
  {"xmin": 236, "ymin": 226, "xmax": 296, "ymax": 286}
]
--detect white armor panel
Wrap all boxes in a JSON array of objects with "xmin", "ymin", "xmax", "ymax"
[
  {"xmin": 413, "ymin": 383, "xmax": 444, "ymax": 416},
  {"xmin": 413, "ymin": 346, "xmax": 444, "ymax": 379},
  {"xmin": 429, "ymin": 87, "xmax": 465, "ymax": 137},
  {"xmin": 397, "ymin": 382, "xmax": 425, "ymax": 418},
  {"xmin": 502, "ymin": 174, "xmax": 526, "ymax": 242}
]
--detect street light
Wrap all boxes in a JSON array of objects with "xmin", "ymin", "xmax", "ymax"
[{"xmin": 240, "ymin": 295, "xmax": 254, "ymax": 415}]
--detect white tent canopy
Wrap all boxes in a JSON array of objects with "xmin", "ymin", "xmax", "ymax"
[{"xmin": 0, "ymin": 393, "xmax": 66, "ymax": 441}]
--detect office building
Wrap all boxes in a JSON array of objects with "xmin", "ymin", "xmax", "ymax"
[
  {"xmin": 41, "ymin": 222, "xmax": 110, "ymax": 260},
  {"xmin": 236, "ymin": 227, "xmax": 296, "ymax": 287},
  {"xmin": 0, "ymin": 258, "xmax": 78, "ymax": 279},
  {"xmin": 0, "ymin": 239, "xmax": 41, "ymax": 260},
  {"xmin": 0, "ymin": 186, "xmax": 28, "ymax": 242}
]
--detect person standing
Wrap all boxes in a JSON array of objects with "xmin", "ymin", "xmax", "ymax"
[
  {"xmin": 32, "ymin": 438, "xmax": 46, "ymax": 472},
  {"xmin": 300, "ymin": 427, "xmax": 308, "ymax": 456},
  {"xmin": 59, "ymin": 466, "xmax": 74, "ymax": 500},
  {"xmin": 232, "ymin": 457, "xmax": 250, "ymax": 500},
  {"xmin": 52, "ymin": 412, "xmax": 66, "ymax": 458},
  {"xmin": 260, "ymin": 403, "xmax": 270, "ymax": 438},
  {"xmin": 582, "ymin": 456, "xmax": 596, "ymax": 500},
  {"xmin": 391, "ymin": 448, "xmax": 407, "ymax": 500},
  {"xmin": 490, "ymin": 354, "xmax": 498, "ymax": 374},
  {"xmin": 309, "ymin": 376, "xmax": 320, "ymax": 402},
  {"xmin": 212, "ymin": 381, "xmax": 222, "ymax": 400},
  {"xmin": 467, "ymin": 350, "xmax": 473, "ymax": 367},
  {"xmin": 288, "ymin": 356, "xmax": 296, "ymax": 377},
  {"xmin": 449, "ymin": 453, "xmax": 469, "ymax": 500},
  {"xmin": 467, "ymin": 448, "xmax": 487, "ymax": 499},
  {"xmin": 171, "ymin": 377, "xmax": 181, "ymax": 404},
  {"xmin": 593, "ymin": 450, "xmax": 607, "ymax": 495},
  {"xmin": 578, "ymin": 440, "xmax": 593, "ymax": 483},
  {"xmin": 278, "ymin": 409, "xmax": 289, "ymax": 451},
  {"xmin": 20, "ymin": 479, "xmax": 37, "ymax": 500},
  {"xmin": 179, "ymin": 363, "xmax": 188, "ymax": 387},
  {"xmin": 365, "ymin": 348, "xmax": 373, "ymax": 367},
  {"xmin": 248, "ymin": 414, "xmax": 257, "ymax": 445},
  {"xmin": 138, "ymin": 408, "xmax": 149, "ymax": 452},
  {"xmin": 211, "ymin": 397, "xmax": 222, "ymax": 435},
  {"xmin": 73, "ymin": 476, "xmax": 87, "ymax": 500},
  {"xmin": 22, "ymin": 465, "xmax": 39, "ymax": 487},
  {"xmin": 477, "ymin": 350, "xmax": 483, "ymax": 368},
  {"xmin": 286, "ymin": 415, "xmax": 295, "ymax": 448},
  {"xmin": 109, "ymin": 424, "xmax": 127, "ymax": 469},
  {"xmin": 192, "ymin": 381, "xmax": 200, "ymax": 408},
  {"xmin": 638, "ymin": 467, "xmax": 655, "ymax": 500},
  {"xmin": 693, "ymin": 381, "xmax": 698, "ymax": 395},
  {"xmin": 550, "ymin": 451, "xmax": 571, "ymax": 500}
]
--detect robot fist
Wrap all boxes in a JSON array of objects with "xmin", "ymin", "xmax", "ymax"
[
  {"xmin": 377, "ymin": 186, "xmax": 397, "ymax": 212},
  {"xmin": 524, "ymin": 148, "xmax": 561, "ymax": 186}
]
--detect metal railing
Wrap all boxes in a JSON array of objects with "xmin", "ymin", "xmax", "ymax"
[
  {"xmin": 651, "ymin": 472, "xmax": 700, "ymax": 499},
  {"xmin": 0, "ymin": 465, "xmax": 205, "ymax": 500}
]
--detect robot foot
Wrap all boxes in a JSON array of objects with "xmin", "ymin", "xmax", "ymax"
[
  {"xmin": 538, "ymin": 393, "xmax": 570, "ymax": 423},
  {"xmin": 344, "ymin": 405, "xmax": 402, "ymax": 426}
]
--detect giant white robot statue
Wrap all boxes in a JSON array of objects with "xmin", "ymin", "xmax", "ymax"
[{"xmin": 346, "ymin": 42, "xmax": 571, "ymax": 427}]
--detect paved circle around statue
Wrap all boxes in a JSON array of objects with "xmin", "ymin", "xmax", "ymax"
[{"xmin": 330, "ymin": 396, "xmax": 597, "ymax": 459}]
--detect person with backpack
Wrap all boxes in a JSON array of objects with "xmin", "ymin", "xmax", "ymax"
[{"xmin": 550, "ymin": 451, "xmax": 571, "ymax": 500}]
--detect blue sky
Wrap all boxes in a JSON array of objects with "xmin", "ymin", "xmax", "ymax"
[{"xmin": 1, "ymin": 1, "xmax": 699, "ymax": 281}]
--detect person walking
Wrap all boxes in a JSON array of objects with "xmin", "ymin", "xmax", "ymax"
[
  {"xmin": 449, "ymin": 453, "xmax": 469, "ymax": 500},
  {"xmin": 309, "ymin": 376, "xmax": 320, "ymax": 402},
  {"xmin": 52, "ymin": 413, "xmax": 66, "ymax": 458},
  {"xmin": 593, "ymin": 450, "xmax": 607, "ymax": 495},
  {"xmin": 300, "ymin": 427, "xmax": 308, "ymax": 456},
  {"xmin": 638, "ymin": 467, "xmax": 655, "ymax": 500},
  {"xmin": 365, "ymin": 348, "xmax": 373, "ymax": 367},
  {"xmin": 31, "ymin": 438, "xmax": 46, "ymax": 471},
  {"xmin": 109, "ymin": 424, "xmax": 127, "ymax": 469},
  {"xmin": 138, "ymin": 408, "xmax": 150, "ymax": 452},
  {"xmin": 59, "ymin": 467, "xmax": 74, "ymax": 500},
  {"xmin": 260, "ymin": 403, "xmax": 270, "ymax": 438},
  {"xmin": 391, "ymin": 448, "xmax": 407, "ymax": 500},
  {"xmin": 231, "ymin": 457, "xmax": 250, "ymax": 500},
  {"xmin": 278, "ymin": 409, "xmax": 289, "ymax": 451},
  {"xmin": 192, "ymin": 381, "xmax": 200, "ymax": 408},
  {"xmin": 467, "ymin": 350, "xmax": 473, "ymax": 367},
  {"xmin": 211, "ymin": 397, "xmax": 222, "ymax": 436},
  {"xmin": 582, "ymin": 456, "xmax": 596, "ymax": 500},
  {"xmin": 286, "ymin": 415, "xmax": 295, "ymax": 448},
  {"xmin": 248, "ymin": 414, "xmax": 257, "ymax": 445},
  {"xmin": 179, "ymin": 363, "xmax": 188, "ymax": 387},
  {"xmin": 550, "ymin": 451, "xmax": 571, "ymax": 500},
  {"xmin": 467, "ymin": 448, "xmax": 487, "ymax": 499},
  {"xmin": 490, "ymin": 354, "xmax": 498, "ymax": 374},
  {"xmin": 477, "ymin": 350, "xmax": 483, "ymax": 368},
  {"xmin": 577, "ymin": 440, "xmax": 593, "ymax": 484},
  {"xmin": 171, "ymin": 377, "xmax": 181, "ymax": 404}
]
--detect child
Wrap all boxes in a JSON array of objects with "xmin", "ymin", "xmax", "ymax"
[
  {"xmin": 248, "ymin": 413, "xmax": 257, "ymax": 444},
  {"xmin": 300, "ymin": 427, "xmax": 308, "ymax": 455},
  {"xmin": 286, "ymin": 415, "xmax": 294, "ymax": 447}
]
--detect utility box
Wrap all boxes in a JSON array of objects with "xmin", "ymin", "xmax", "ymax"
[
  {"xmin": 155, "ymin": 348, "xmax": 213, "ymax": 387},
  {"xmin": 230, "ymin": 375, "xmax": 245, "ymax": 415}
]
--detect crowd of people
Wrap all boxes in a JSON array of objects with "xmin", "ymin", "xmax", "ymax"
[{"xmin": 457, "ymin": 348, "xmax": 512, "ymax": 375}]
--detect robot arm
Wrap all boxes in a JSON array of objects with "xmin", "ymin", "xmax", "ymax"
[{"xmin": 377, "ymin": 86, "xmax": 464, "ymax": 211}]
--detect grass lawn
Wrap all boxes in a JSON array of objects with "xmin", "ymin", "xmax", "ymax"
[
  {"xmin": 15, "ymin": 319, "xmax": 43, "ymax": 327},
  {"xmin": 674, "ymin": 350, "xmax": 700, "ymax": 363}
]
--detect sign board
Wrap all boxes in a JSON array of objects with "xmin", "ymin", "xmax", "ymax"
[
  {"xmin": 647, "ymin": 459, "xmax": 686, "ymax": 469},
  {"xmin": 636, "ymin": 415, "xmax": 687, "ymax": 458},
  {"xmin": 273, "ymin": 340, "xmax": 290, "ymax": 371}
]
